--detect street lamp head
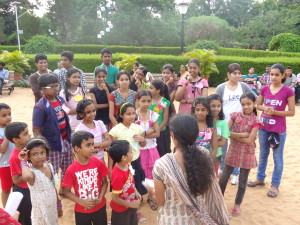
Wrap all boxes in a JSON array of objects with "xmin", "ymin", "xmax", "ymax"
[
  {"xmin": 106, "ymin": 28, "xmax": 110, "ymax": 32},
  {"xmin": 97, "ymin": 34, "xmax": 102, "ymax": 39},
  {"xmin": 107, "ymin": 21, "xmax": 112, "ymax": 25},
  {"xmin": 175, "ymin": 0, "xmax": 191, "ymax": 15},
  {"xmin": 100, "ymin": 6, "xmax": 105, "ymax": 11},
  {"xmin": 97, "ymin": 10, "xmax": 101, "ymax": 15},
  {"xmin": 100, "ymin": 31, "xmax": 105, "ymax": 35},
  {"xmin": 108, "ymin": 24, "xmax": 113, "ymax": 29}
]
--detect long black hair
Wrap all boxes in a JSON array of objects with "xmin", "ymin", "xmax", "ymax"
[
  {"xmin": 151, "ymin": 79, "xmax": 173, "ymax": 116},
  {"xmin": 170, "ymin": 114, "xmax": 213, "ymax": 196},
  {"xmin": 207, "ymin": 94, "xmax": 225, "ymax": 120},
  {"xmin": 64, "ymin": 68, "xmax": 83, "ymax": 102},
  {"xmin": 191, "ymin": 96, "xmax": 214, "ymax": 128}
]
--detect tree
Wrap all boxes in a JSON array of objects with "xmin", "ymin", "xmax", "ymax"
[{"xmin": 185, "ymin": 16, "xmax": 235, "ymax": 45}]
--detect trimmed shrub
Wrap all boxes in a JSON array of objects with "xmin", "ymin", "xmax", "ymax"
[
  {"xmin": 268, "ymin": 33, "xmax": 300, "ymax": 53},
  {"xmin": 218, "ymin": 47, "xmax": 300, "ymax": 58},
  {"xmin": 187, "ymin": 40, "xmax": 220, "ymax": 51},
  {"xmin": 24, "ymin": 35, "xmax": 62, "ymax": 54},
  {"xmin": 0, "ymin": 46, "xmax": 20, "ymax": 52},
  {"xmin": 25, "ymin": 53, "xmax": 300, "ymax": 87}
]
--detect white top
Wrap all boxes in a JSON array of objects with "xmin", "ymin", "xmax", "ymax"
[
  {"xmin": 222, "ymin": 83, "xmax": 243, "ymax": 122},
  {"xmin": 136, "ymin": 110, "xmax": 159, "ymax": 150}
]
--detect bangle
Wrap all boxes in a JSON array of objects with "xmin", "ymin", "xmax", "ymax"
[
  {"xmin": 57, "ymin": 203, "xmax": 62, "ymax": 208},
  {"xmin": 20, "ymin": 162, "xmax": 29, "ymax": 168}
]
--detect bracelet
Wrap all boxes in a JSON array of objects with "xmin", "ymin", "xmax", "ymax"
[
  {"xmin": 57, "ymin": 203, "xmax": 62, "ymax": 208},
  {"xmin": 20, "ymin": 162, "xmax": 29, "ymax": 168}
]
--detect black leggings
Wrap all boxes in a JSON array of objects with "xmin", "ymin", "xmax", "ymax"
[
  {"xmin": 219, "ymin": 164, "xmax": 250, "ymax": 205},
  {"xmin": 156, "ymin": 126, "xmax": 171, "ymax": 157},
  {"xmin": 13, "ymin": 184, "xmax": 32, "ymax": 225},
  {"xmin": 75, "ymin": 205, "xmax": 107, "ymax": 225}
]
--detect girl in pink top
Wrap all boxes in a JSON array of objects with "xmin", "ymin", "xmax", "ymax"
[
  {"xmin": 248, "ymin": 64, "xmax": 295, "ymax": 198},
  {"xmin": 75, "ymin": 99, "xmax": 112, "ymax": 162},
  {"xmin": 175, "ymin": 58, "xmax": 208, "ymax": 114},
  {"xmin": 59, "ymin": 68, "xmax": 85, "ymax": 131}
]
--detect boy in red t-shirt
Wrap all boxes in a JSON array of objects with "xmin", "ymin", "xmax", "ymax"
[
  {"xmin": 62, "ymin": 131, "xmax": 109, "ymax": 225},
  {"xmin": 5, "ymin": 122, "xmax": 31, "ymax": 225},
  {"xmin": 109, "ymin": 140, "xmax": 141, "ymax": 225}
]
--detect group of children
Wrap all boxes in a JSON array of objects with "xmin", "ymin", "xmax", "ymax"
[{"xmin": 0, "ymin": 46, "xmax": 295, "ymax": 225}]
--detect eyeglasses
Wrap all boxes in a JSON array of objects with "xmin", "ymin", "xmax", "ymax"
[{"xmin": 43, "ymin": 85, "xmax": 59, "ymax": 90}]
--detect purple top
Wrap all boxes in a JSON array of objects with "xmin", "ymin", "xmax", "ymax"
[{"xmin": 260, "ymin": 85, "xmax": 294, "ymax": 133}]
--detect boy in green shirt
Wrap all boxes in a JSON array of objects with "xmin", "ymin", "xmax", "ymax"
[{"xmin": 94, "ymin": 48, "xmax": 119, "ymax": 89}]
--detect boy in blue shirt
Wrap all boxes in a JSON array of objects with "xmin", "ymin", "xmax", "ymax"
[
  {"xmin": 32, "ymin": 73, "xmax": 73, "ymax": 196},
  {"xmin": 0, "ymin": 62, "xmax": 9, "ymax": 97}
]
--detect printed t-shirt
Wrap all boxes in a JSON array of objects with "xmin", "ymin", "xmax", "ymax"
[
  {"xmin": 49, "ymin": 99, "xmax": 67, "ymax": 140},
  {"xmin": 90, "ymin": 84, "xmax": 114, "ymax": 124},
  {"xmin": 59, "ymin": 87, "xmax": 84, "ymax": 130},
  {"xmin": 149, "ymin": 97, "xmax": 170, "ymax": 131},
  {"xmin": 216, "ymin": 120, "xmax": 229, "ymax": 157},
  {"xmin": 195, "ymin": 127, "xmax": 215, "ymax": 152},
  {"xmin": 284, "ymin": 74, "xmax": 297, "ymax": 87},
  {"xmin": 9, "ymin": 149, "xmax": 28, "ymax": 188},
  {"xmin": 0, "ymin": 128, "xmax": 15, "ymax": 168},
  {"xmin": 109, "ymin": 90, "xmax": 137, "ymax": 117},
  {"xmin": 75, "ymin": 120, "xmax": 107, "ymax": 160},
  {"xmin": 110, "ymin": 165, "xmax": 135, "ymax": 212},
  {"xmin": 222, "ymin": 83, "xmax": 243, "ymax": 121},
  {"xmin": 260, "ymin": 85, "xmax": 294, "ymax": 133},
  {"xmin": 109, "ymin": 123, "xmax": 144, "ymax": 161},
  {"xmin": 177, "ymin": 77, "xmax": 209, "ymax": 114},
  {"xmin": 62, "ymin": 157, "xmax": 109, "ymax": 213}
]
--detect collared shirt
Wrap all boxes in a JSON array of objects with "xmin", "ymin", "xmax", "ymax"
[
  {"xmin": 260, "ymin": 73, "xmax": 271, "ymax": 85},
  {"xmin": 94, "ymin": 63, "xmax": 119, "ymax": 85},
  {"xmin": 58, "ymin": 67, "xmax": 87, "ymax": 93},
  {"xmin": 0, "ymin": 69, "xmax": 9, "ymax": 79}
]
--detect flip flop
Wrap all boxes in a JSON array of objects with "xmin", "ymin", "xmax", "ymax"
[
  {"xmin": 231, "ymin": 208, "xmax": 241, "ymax": 217},
  {"xmin": 267, "ymin": 188, "xmax": 279, "ymax": 198},
  {"xmin": 247, "ymin": 180, "xmax": 265, "ymax": 187},
  {"xmin": 147, "ymin": 198, "xmax": 158, "ymax": 211},
  {"xmin": 136, "ymin": 211, "xmax": 147, "ymax": 224}
]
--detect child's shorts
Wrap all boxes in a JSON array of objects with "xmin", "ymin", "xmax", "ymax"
[
  {"xmin": 111, "ymin": 208, "xmax": 137, "ymax": 225},
  {"xmin": 0, "ymin": 166, "xmax": 13, "ymax": 191},
  {"xmin": 75, "ymin": 205, "xmax": 107, "ymax": 225}
]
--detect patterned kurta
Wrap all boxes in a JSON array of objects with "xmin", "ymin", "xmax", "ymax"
[
  {"xmin": 225, "ymin": 112, "xmax": 259, "ymax": 169},
  {"xmin": 109, "ymin": 90, "xmax": 137, "ymax": 117}
]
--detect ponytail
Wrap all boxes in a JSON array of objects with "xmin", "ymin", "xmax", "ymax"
[{"xmin": 170, "ymin": 114, "xmax": 214, "ymax": 196}]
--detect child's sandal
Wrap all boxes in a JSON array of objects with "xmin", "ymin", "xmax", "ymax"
[
  {"xmin": 231, "ymin": 208, "xmax": 241, "ymax": 217},
  {"xmin": 136, "ymin": 210, "xmax": 147, "ymax": 224}
]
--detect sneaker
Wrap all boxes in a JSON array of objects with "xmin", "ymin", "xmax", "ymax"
[{"xmin": 230, "ymin": 175, "xmax": 239, "ymax": 185}]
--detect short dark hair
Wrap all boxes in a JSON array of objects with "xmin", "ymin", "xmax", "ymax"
[
  {"xmin": 61, "ymin": 51, "xmax": 74, "ymax": 61},
  {"xmin": 101, "ymin": 48, "xmax": 112, "ymax": 56},
  {"xmin": 0, "ymin": 62, "xmax": 5, "ymax": 67},
  {"xmin": 38, "ymin": 74, "xmax": 59, "ymax": 88},
  {"xmin": 271, "ymin": 63, "xmax": 286, "ymax": 83},
  {"xmin": 286, "ymin": 66, "xmax": 293, "ymax": 70},
  {"xmin": 228, "ymin": 63, "xmax": 241, "ymax": 73},
  {"xmin": 5, "ymin": 122, "xmax": 28, "ymax": 143},
  {"xmin": 109, "ymin": 140, "xmax": 130, "ymax": 163},
  {"xmin": 138, "ymin": 66, "xmax": 147, "ymax": 76},
  {"xmin": 95, "ymin": 68, "xmax": 107, "ymax": 76},
  {"xmin": 117, "ymin": 70, "xmax": 131, "ymax": 81},
  {"xmin": 35, "ymin": 54, "xmax": 47, "ymax": 63},
  {"xmin": 26, "ymin": 137, "xmax": 50, "ymax": 157},
  {"xmin": 0, "ymin": 103, "xmax": 10, "ymax": 111},
  {"xmin": 71, "ymin": 131, "xmax": 94, "ymax": 148}
]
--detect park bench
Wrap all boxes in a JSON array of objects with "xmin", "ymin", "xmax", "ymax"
[{"xmin": 2, "ymin": 71, "xmax": 14, "ymax": 95}]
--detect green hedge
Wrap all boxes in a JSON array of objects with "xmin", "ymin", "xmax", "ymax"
[
  {"xmin": 1, "ymin": 45, "xmax": 182, "ymax": 55},
  {"xmin": 218, "ymin": 47, "xmax": 300, "ymax": 58},
  {"xmin": 25, "ymin": 53, "xmax": 300, "ymax": 87}
]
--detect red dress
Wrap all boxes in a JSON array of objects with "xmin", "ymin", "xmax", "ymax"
[{"xmin": 225, "ymin": 112, "xmax": 259, "ymax": 169}]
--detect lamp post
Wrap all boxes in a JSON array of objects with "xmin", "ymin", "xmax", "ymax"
[
  {"xmin": 97, "ymin": 0, "xmax": 114, "ymax": 47},
  {"xmin": 12, "ymin": 2, "xmax": 29, "ymax": 51},
  {"xmin": 175, "ymin": 0, "xmax": 191, "ymax": 54}
]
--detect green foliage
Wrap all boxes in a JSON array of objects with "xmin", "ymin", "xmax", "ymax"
[
  {"xmin": 24, "ymin": 53, "xmax": 300, "ymax": 86},
  {"xmin": 268, "ymin": 33, "xmax": 300, "ymax": 52},
  {"xmin": 0, "ymin": 50, "xmax": 31, "ymax": 74},
  {"xmin": 186, "ymin": 16, "xmax": 235, "ymax": 45},
  {"xmin": 115, "ymin": 55, "xmax": 140, "ymax": 72},
  {"xmin": 24, "ymin": 35, "xmax": 62, "ymax": 54},
  {"xmin": 187, "ymin": 40, "xmax": 220, "ymax": 51},
  {"xmin": 185, "ymin": 49, "xmax": 219, "ymax": 78},
  {"xmin": 218, "ymin": 47, "xmax": 300, "ymax": 58},
  {"xmin": 13, "ymin": 78, "xmax": 30, "ymax": 88}
]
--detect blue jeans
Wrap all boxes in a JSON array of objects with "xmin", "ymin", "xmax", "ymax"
[
  {"xmin": 220, "ymin": 140, "xmax": 240, "ymax": 176},
  {"xmin": 257, "ymin": 129, "xmax": 286, "ymax": 187}
]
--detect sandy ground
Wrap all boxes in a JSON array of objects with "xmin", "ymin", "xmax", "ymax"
[{"xmin": 1, "ymin": 87, "xmax": 300, "ymax": 225}]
